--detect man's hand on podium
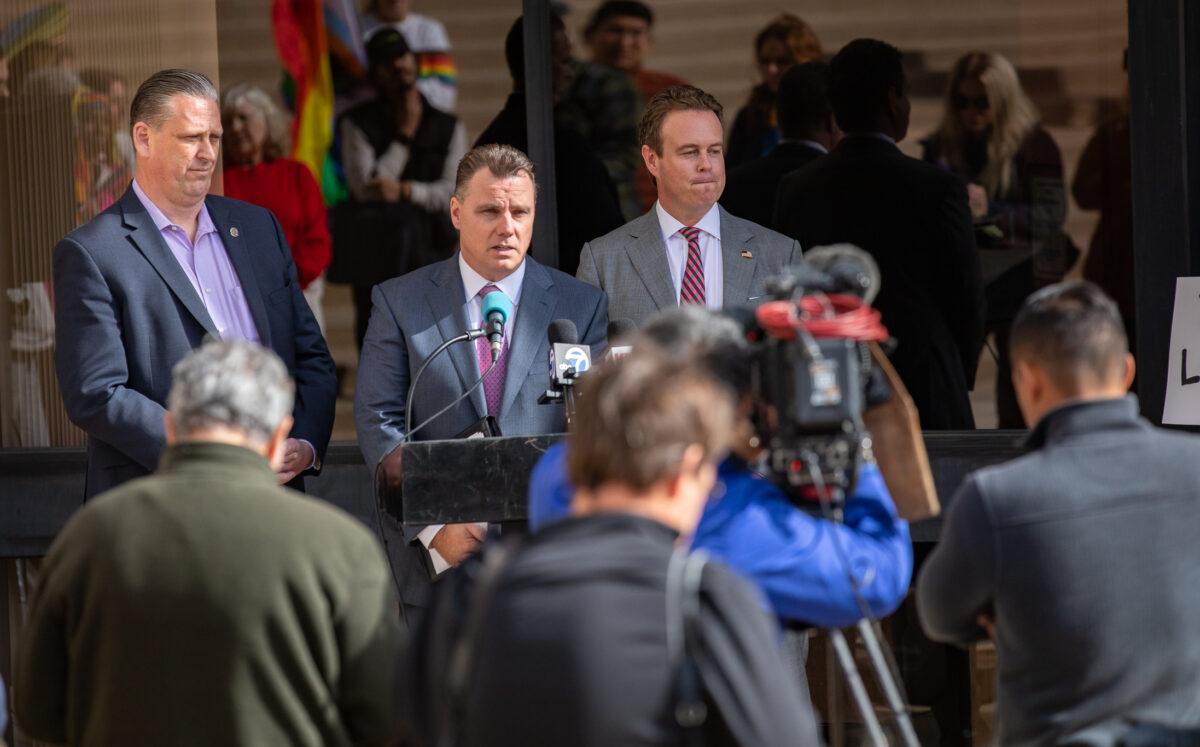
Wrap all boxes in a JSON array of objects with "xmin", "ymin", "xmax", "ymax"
[{"xmin": 430, "ymin": 523, "xmax": 486, "ymax": 567}]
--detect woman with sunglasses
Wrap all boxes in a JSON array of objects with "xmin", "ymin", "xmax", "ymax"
[{"xmin": 922, "ymin": 51, "xmax": 1071, "ymax": 428}]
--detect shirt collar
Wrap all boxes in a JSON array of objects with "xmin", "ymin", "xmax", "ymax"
[
  {"xmin": 131, "ymin": 178, "xmax": 217, "ymax": 240},
  {"xmin": 843, "ymin": 131, "xmax": 897, "ymax": 146},
  {"xmin": 458, "ymin": 252, "xmax": 527, "ymax": 306},
  {"xmin": 793, "ymin": 138, "xmax": 830, "ymax": 154},
  {"xmin": 1022, "ymin": 395, "xmax": 1142, "ymax": 450},
  {"xmin": 655, "ymin": 200, "xmax": 721, "ymax": 243}
]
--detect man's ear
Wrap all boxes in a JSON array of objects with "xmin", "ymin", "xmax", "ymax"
[
  {"xmin": 642, "ymin": 144, "xmax": 659, "ymax": 180},
  {"xmin": 132, "ymin": 121, "xmax": 152, "ymax": 158},
  {"xmin": 449, "ymin": 195, "xmax": 462, "ymax": 230},
  {"xmin": 826, "ymin": 111, "xmax": 843, "ymax": 140},
  {"xmin": 1121, "ymin": 352, "xmax": 1136, "ymax": 391}
]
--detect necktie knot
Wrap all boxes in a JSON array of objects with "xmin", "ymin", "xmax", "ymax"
[
  {"xmin": 679, "ymin": 226, "xmax": 701, "ymax": 243},
  {"xmin": 478, "ymin": 284, "xmax": 501, "ymax": 300}
]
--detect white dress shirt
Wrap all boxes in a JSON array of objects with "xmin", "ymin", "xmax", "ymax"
[
  {"xmin": 417, "ymin": 254, "xmax": 528, "ymax": 574},
  {"xmin": 655, "ymin": 200, "xmax": 723, "ymax": 310}
]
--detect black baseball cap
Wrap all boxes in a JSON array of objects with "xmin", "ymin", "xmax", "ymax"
[{"xmin": 365, "ymin": 28, "xmax": 412, "ymax": 69}]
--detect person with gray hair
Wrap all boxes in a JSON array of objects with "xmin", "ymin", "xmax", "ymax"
[
  {"xmin": 918, "ymin": 280, "xmax": 1200, "ymax": 745},
  {"xmin": 355, "ymin": 142, "xmax": 608, "ymax": 624},
  {"xmin": 52, "ymin": 68, "xmax": 336, "ymax": 499},
  {"xmin": 221, "ymin": 81, "xmax": 332, "ymax": 331},
  {"xmin": 16, "ymin": 340, "xmax": 404, "ymax": 746}
]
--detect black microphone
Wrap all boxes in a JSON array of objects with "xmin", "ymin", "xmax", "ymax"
[
  {"xmin": 804, "ymin": 243, "xmax": 881, "ymax": 304},
  {"xmin": 540, "ymin": 319, "xmax": 591, "ymax": 428},
  {"xmin": 606, "ymin": 318, "xmax": 637, "ymax": 360}
]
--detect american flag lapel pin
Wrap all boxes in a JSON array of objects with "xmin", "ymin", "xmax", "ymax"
[{"xmin": 740, "ymin": 249, "xmax": 753, "ymax": 259}]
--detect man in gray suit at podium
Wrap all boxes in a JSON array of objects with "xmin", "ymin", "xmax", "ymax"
[
  {"xmin": 577, "ymin": 85, "xmax": 800, "ymax": 325},
  {"xmin": 355, "ymin": 144, "xmax": 608, "ymax": 620}
]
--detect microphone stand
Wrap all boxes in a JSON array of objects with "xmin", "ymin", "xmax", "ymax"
[{"xmin": 403, "ymin": 328, "xmax": 487, "ymax": 444}]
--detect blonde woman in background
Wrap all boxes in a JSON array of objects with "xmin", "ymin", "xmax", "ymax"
[
  {"xmin": 221, "ymin": 82, "xmax": 332, "ymax": 333},
  {"xmin": 922, "ymin": 51, "xmax": 1071, "ymax": 427}
]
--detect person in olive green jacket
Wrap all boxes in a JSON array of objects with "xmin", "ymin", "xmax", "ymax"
[{"xmin": 15, "ymin": 340, "xmax": 404, "ymax": 746}]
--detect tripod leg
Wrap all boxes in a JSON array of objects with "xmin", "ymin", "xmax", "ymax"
[
  {"xmin": 826, "ymin": 632, "xmax": 844, "ymax": 747},
  {"xmin": 855, "ymin": 619, "xmax": 920, "ymax": 747},
  {"xmin": 829, "ymin": 628, "xmax": 888, "ymax": 746}
]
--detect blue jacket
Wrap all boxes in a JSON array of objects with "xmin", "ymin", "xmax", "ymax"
[{"xmin": 528, "ymin": 442, "xmax": 912, "ymax": 627}]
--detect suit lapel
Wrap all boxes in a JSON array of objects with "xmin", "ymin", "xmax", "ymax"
[
  {"xmin": 719, "ymin": 206, "xmax": 757, "ymax": 305},
  {"xmin": 499, "ymin": 258, "xmax": 554, "ymax": 418},
  {"xmin": 120, "ymin": 188, "xmax": 219, "ymax": 337},
  {"xmin": 206, "ymin": 198, "xmax": 273, "ymax": 348},
  {"xmin": 624, "ymin": 210, "xmax": 678, "ymax": 312},
  {"xmin": 427, "ymin": 258, "xmax": 486, "ymax": 420}
]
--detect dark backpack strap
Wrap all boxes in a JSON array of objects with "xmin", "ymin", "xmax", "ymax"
[
  {"xmin": 668, "ymin": 547, "xmax": 710, "ymax": 747},
  {"xmin": 436, "ymin": 537, "xmax": 521, "ymax": 747}
]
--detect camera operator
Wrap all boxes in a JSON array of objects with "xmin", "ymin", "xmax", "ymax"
[
  {"xmin": 405, "ymin": 352, "xmax": 821, "ymax": 747},
  {"xmin": 528, "ymin": 305, "xmax": 913, "ymax": 627}
]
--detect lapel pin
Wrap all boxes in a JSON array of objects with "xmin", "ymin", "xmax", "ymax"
[
  {"xmin": 229, "ymin": 227, "xmax": 240, "ymax": 238},
  {"xmin": 740, "ymin": 250, "xmax": 753, "ymax": 259}
]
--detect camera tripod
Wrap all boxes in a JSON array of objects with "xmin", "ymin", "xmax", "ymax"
[
  {"xmin": 823, "ymin": 619, "xmax": 919, "ymax": 747},
  {"xmin": 797, "ymin": 456, "xmax": 920, "ymax": 747}
]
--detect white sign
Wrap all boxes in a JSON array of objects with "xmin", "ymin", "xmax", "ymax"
[{"xmin": 1163, "ymin": 277, "xmax": 1200, "ymax": 424}]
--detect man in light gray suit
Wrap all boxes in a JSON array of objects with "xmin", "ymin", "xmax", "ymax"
[
  {"xmin": 355, "ymin": 144, "xmax": 608, "ymax": 620},
  {"xmin": 577, "ymin": 84, "xmax": 800, "ymax": 326}
]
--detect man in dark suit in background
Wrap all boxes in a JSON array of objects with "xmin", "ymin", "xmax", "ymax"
[
  {"xmin": 578, "ymin": 85, "xmax": 800, "ymax": 328},
  {"xmin": 474, "ymin": 14, "xmax": 623, "ymax": 275},
  {"xmin": 775, "ymin": 39, "xmax": 984, "ymax": 429},
  {"xmin": 19, "ymin": 341, "xmax": 402, "ymax": 746},
  {"xmin": 53, "ymin": 69, "xmax": 336, "ymax": 497},
  {"xmin": 722, "ymin": 61, "xmax": 839, "ymax": 227},
  {"xmin": 918, "ymin": 282, "xmax": 1200, "ymax": 745},
  {"xmin": 355, "ymin": 143, "xmax": 607, "ymax": 619}
]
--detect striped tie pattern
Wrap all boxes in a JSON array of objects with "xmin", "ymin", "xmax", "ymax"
[{"xmin": 678, "ymin": 226, "xmax": 705, "ymax": 306}]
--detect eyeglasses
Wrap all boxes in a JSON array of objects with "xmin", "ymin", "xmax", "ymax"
[{"xmin": 953, "ymin": 94, "xmax": 990, "ymax": 112}]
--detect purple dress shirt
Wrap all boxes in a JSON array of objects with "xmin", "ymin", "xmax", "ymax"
[
  {"xmin": 131, "ymin": 179, "xmax": 260, "ymax": 342},
  {"xmin": 131, "ymin": 181, "xmax": 317, "ymax": 470}
]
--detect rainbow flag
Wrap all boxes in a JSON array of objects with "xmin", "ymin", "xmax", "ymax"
[
  {"xmin": 323, "ymin": 0, "xmax": 366, "ymax": 81},
  {"xmin": 271, "ymin": 0, "xmax": 334, "ymax": 182},
  {"xmin": 419, "ymin": 50, "xmax": 457, "ymax": 87},
  {"xmin": 0, "ymin": 3, "xmax": 68, "ymax": 56}
]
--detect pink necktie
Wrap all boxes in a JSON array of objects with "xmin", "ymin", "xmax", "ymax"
[
  {"xmin": 475, "ymin": 285, "xmax": 509, "ymax": 416},
  {"xmin": 679, "ymin": 226, "xmax": 706, "ymax": 305}
]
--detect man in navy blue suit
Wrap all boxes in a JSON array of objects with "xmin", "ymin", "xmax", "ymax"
[
  {"xmin": 355, "ymin": 143, "xmax": 607, "ymax": 616},
  {"xmin": 53, "ymin": 69, "xmax": 336, "ymax": 498}
]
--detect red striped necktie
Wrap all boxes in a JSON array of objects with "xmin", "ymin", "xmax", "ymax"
[{"xmin": 678, "ymin": 226, "xmax": 705, "ymax": 306}]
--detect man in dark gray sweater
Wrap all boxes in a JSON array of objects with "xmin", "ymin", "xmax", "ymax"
[{"xmin": 917, "ymin": 281, "xmax": 1200, "ymax": 746}]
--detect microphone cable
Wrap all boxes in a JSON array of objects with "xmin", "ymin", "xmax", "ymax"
[{"xmin": 403, "ymin": 356, "xmax": 498, "ymax": 445}]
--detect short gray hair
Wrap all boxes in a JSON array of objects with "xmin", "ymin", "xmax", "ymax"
[
  {"xmin": 454, "ymin": 143, "xmax": 536, "ymax": 199},
  {"xmin": 168, "ymin": 340, "xmax": 295, "ymax": 444},
  {"xmin": 130, "ymin": 68, "xmax": 219, "ymax": 130},
  {"xmin": 220, "ymin": 81, "xmax": 291, "ymax": 161}
]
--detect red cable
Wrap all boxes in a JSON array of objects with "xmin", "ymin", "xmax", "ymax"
[{"xmin": 755, "ymin": 295, "xmax": 888, "ymax": 342}]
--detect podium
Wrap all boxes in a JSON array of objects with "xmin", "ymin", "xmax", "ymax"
[
  {"xmin": 375, "ymin": 431, "xmax": 1025, "ymax": 534},
  {"xmin": 377, "ymin": 434, "xmax": 562, "ymax": 527}
]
